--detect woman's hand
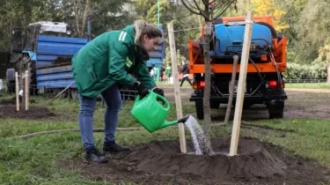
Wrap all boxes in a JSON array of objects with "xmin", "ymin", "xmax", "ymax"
[
  {"xmin": 152, "ymin": 87, "xmax": 164, "ymax": 97},
  {"xmin": 134, "ymin": 81, "xmax": 149, "ymax": 98}
]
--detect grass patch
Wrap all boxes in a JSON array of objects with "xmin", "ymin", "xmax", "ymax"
[
  {"xmin": 286, "ymin": 82, "xmax": 330, "ymax": 89},
  {"xmin": 240, "ymin": 119, "xmax": 330, "ymax": 169}
]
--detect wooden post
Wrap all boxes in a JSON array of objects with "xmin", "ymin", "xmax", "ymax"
[
  {"xmin": 229, "ymin": 11, "xmax": 253, "ymax": 156},
  {"xmin": 15, "ymin": 72, "xmax": 20, "ymax": 111},
  {"xmin": 224, "ymin": 55, "xmax": 239, "ymax": 124},
  {"xmin": 49, "ymin": 81, "xmax": 75, "ymax": 104},
  {"xmin": 167, "ymin": 22, "xmax": 187, "ymax": 154},
  {"xmin": 327, "ymin": 66, "xmax": 330, "ymax": 84},
  {"xmin": 25, "ymin": 70, "xmax": 29, "ymax": 110}
]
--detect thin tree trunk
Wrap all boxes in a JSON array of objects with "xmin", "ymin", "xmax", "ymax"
[
  {"xmin": 203, "ymin": 22, "xmax": 212, "ymax": 139},
  {"xmin": 81, "ymin": 0, "xmax": 90, "ymax": 37},
  {"xmin": 73, "ymin": 0, "xmax": 80, "ymax": 36}
]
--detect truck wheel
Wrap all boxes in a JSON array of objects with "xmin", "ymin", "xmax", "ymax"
[
  {"xmin": 6, "ymin": 68, "xmax": 15, "ymax": 93},
  {"xmin": 269, "ymin": 111, "xmax": 283, "ymax": 119},
  {"xmin": 243, "ymin": 103, "xmax": 253, "ymax": 109},
  {"xmin": 269, "ymin": 107, "xmax": 284, "ymax": 119},
  {"xmin": 268, "ymin": 100, "xmax": 284, "ymax": 119},
  {"xmin": 195, "ymin": 101, "xmax": 204, "ymax": 120},
  {"xmin": 210, "ymin": 101, "xmax": 220, "ymax": 109},
  {"xmin": 6, "ymin": 81, "xmax": 15, "ymax": 93}
]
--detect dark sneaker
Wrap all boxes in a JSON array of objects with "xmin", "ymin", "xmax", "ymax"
[
  {"xmin": 103, "ymin": 142, "xmax": 130, "ymax": 153},
  {"xmin": 84, "ymin": 148, "xmax": 108, "ymax": 164}
]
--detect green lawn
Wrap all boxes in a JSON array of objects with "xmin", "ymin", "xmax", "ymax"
[
  {"xmin": 285, "ymin": 82, "xmax": 330, "ymax": 89},
  {"xmin": 0, "ymin": 94, "xmax": 329, "ymax": 184}
]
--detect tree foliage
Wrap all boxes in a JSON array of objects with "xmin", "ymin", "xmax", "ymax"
[
  {"xmin": 284, "ymin": 63, "xmax": 327, "ymax": 80},
  {"xmin": 0, "ymin": 0, "xmax": 132, "ymax": 51},
  {"xmin": 0, "ymin": 0, "xmax": 330, "ymax": 70},
  {"xmin": 278, "ymin": 0, "xmax": 330, "ymax": 63}
]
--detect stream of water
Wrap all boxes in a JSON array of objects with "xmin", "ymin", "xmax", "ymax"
[{"xmin": 184, "ymin": 115, "xmax": 214, "ymax": 155}]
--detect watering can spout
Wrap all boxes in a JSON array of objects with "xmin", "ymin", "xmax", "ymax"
[
  {"xmin": 161, "ymin": 115, "xmax": 190, "ymax": 129},
  {"xmin": 178, "ymin": 115, "xmax": 190, "ymax": 124}
]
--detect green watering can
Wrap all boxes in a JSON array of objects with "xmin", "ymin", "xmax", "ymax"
[{"xmin": 131, "ymin": 90, "xmax": 189, "ymax": 133}]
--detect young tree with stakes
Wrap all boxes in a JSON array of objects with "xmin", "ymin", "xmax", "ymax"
[{"xmin": 180, "ymin": 0, "xmax": 237, "ymax": 138}]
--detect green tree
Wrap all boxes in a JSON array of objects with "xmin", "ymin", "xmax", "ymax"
[
  {"xmin": 47, "ymin": 0, "xmax": 132, "ymax": 36},
  {"xmin": 0, "ymin": 0, "xmax": 43, "ymax": 51},
  {"xmin": 135, "ymin": 0, "xmax": 200, "ymax": 56},
  {"xmin": 276, "ymin": 0, "xmax": 330, "ymax": 64}
]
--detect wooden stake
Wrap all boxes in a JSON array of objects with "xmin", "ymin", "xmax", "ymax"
[
  {"xmin": 167, "ymin": 22, "xmax": 187, "ymax": 154},
  {"xmin": 229, "ymin": 11, "xmax": 253, "ymax": 156},
  {"xmin": 224, "ymin": 55, "xmax": 239, "ymax": 124},
  {"xmin": 327, "ymin": 66, "xmax": 330, "ymax": 84},
  {"xmin": 49, "ymin": 81, "xmax": 75, "ymax": 104},
  {"xmin": 25, "ymin": 70, "xmax": 29, "ymax": 110},
  {"xmin": 15, "ymin": 72, "xmax": 19, "ymax": 111}
]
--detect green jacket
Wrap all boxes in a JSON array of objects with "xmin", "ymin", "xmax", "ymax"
[{"xmin": 72, "ymin": 25, "xmax": 156, "ymax": 98}]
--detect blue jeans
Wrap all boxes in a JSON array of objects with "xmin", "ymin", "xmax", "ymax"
[{"xmin": 78, "ymin": 85, "xmax": 122, "ymax": 150}]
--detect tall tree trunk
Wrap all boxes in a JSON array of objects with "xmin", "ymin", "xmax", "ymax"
[
  {"xmin": 201, "ymin": 0, "xmax": 212, "ymax": 139},
  {"xmin": 81, "ymin": 0, "xmax": 90, "ymax": 37},
  {"xmin": 73, "ymin": 0, "xmax": 80, "ymax": 36},
  {"xmin": 203, "ymin": 21, "xmax": 212, "ymax": 139}
]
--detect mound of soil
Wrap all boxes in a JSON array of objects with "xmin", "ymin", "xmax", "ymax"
[
  {"xmin": 62, "ymin": 138, "xmax": 329, "ymax": 184},
  {"xmin": 125, "ymin": 138, "xmax": 286, "ymax": 179},
  {"xmin": 0, "ymin": 105, "xmax": 56, "ymax": 119}
]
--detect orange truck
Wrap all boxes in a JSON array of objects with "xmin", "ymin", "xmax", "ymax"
[{"xmin": 188, "ymin": 15, "xmax": 287, "ymax": 119}]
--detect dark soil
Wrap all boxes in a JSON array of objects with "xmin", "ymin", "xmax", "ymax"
[
  {"xmin": 0, "ymin": 104, "xmax": 56, "ymax": 119},
  {"xmin": 61, "ymin": 138, "xmax": 329, "ymax": 185},
  {"xmin": 0, "ymin": 97, "xmax": 36, "ymax": 105},
  {"xmin": 0, "ymin": 98, "xmax": 16, "ymax": 105}
]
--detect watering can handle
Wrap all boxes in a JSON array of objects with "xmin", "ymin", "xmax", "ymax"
[
  {"xmin": 153, "ymin": 90, "xmax": 170, "ymax": 109},
  {"xmin": 135, "ymin": 90, "xmax": 170, "ymax": 110}
]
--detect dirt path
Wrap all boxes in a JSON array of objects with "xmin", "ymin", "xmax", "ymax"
[{"xmin": 161, "ymin": 87, "xmax": 330, "ymax": 121}]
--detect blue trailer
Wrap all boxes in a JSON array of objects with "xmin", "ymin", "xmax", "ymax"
[{"xmin": 34, "ymin": 36, "xmax": 88, "ymax": 90}]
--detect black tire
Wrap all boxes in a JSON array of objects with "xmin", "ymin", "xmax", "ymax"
[
  {"xmin": 268, "ymin": 100, "xmax": 284, "ymax": 119},
  {"xmin": 243, "ymin": 103, "xmax": 253, "ymax": 109},
  {"xmin": 210, "ymin": 101, "xmax": 220, "ymax": 109},
  {"xmin": 6, "ymin": 68, "xmax": 15, "ymax": 93},
  {"xmin": 7, "ymin": 80, "xmax": 15, "ymax": 93},
  {"xmin": 6, "ymin": 68, "xmax": 15, "ymax": 81},
  {"xmin": 269, "ymin": 106, "xmax": 284, "ymax": 119},
  {"xmin": 269, "ymin": 111, "xmax": 283, "ymax": 119},
  {"xmin": 195, "ymin": 101, "xmax": 204, "ymax": 120}
]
